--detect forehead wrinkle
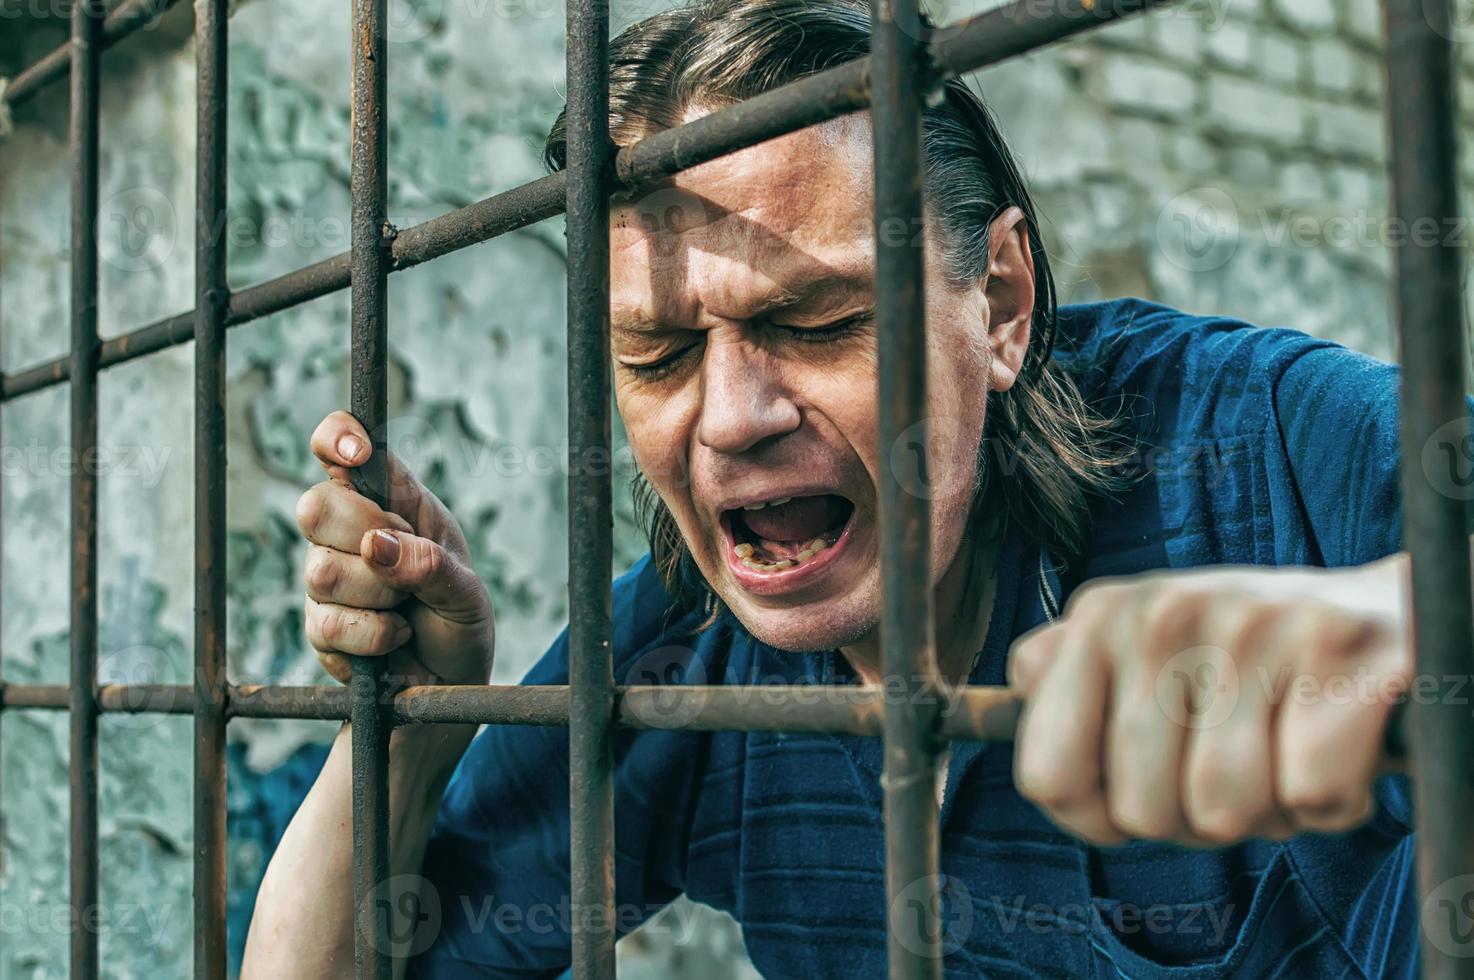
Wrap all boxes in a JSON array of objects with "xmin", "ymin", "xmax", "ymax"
[{"xmin": 609, "ymin": 113, "xmax": 876, "ymax": 336}]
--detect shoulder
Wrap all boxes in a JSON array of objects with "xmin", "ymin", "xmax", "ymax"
[{"xmin": 1052, "ymin": 297, "xmax": 1387, "ymax": 442}]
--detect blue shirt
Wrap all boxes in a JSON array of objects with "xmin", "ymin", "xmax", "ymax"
[{"xmin": 411, "ymin": 298, "xmax": 1451, "ymax": 978}]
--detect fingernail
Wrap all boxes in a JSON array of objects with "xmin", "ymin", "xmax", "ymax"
[
  {"xmin": 369, "ymin": 529, "xmax": 400, "ymax": 566},
  {"xmin": 393, "ymin": 622, "xmax": 412, "ymax": 647},
  {"xmin": 338, "ymin": 433, "xmax": 363, "ymax": 462}
]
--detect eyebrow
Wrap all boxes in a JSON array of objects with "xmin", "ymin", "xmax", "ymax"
[{"xmin": 611, "ymin": 269, "xmax": 872, "ymax": 337}]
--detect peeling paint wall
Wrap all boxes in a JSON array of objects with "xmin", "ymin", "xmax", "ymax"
[{"xmin": 0, "ymin": 0, "xmax": 1464, "ymax": 976}]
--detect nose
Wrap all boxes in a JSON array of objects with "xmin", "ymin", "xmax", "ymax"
[{"xmin": 697, "ymin": 332, "xmax": 801, "ymax": 455}]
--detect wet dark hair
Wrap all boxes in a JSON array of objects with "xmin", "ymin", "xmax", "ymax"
[{"xmin": 545, "ymin": 0, "xmax": 1132, "ymax": 611}]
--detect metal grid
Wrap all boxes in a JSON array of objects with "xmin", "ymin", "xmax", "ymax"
[{"xmin": 0, "ymin": 0, "xmax": 1468, "ymax": 978}]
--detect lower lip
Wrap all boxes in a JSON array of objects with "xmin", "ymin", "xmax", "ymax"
[{"xmin": 722, "ymin": 508, "xmax": 858, "ymax": 597}]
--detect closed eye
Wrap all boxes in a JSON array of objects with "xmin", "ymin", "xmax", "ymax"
[
  {"xmin": 769, "ymin": 312, "xmax": 873, "ymax": 342},
  {"xmin": 620, "ymin": 343, "xmax": 701, "ymax": 382}
]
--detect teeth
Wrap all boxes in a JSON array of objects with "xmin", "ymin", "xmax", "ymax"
[
  {"xmin": 741, "ymin": 496, "xmax": 794, "ymax": 511},
  {"xmin": 734, "ymin": 542, "xmax": 755, "ymax": 558}
]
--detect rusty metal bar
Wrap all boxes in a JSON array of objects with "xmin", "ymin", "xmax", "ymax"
[
  {"xmin": 871, "ymin": 0, "xmax": 943, "ymax": 976},
  {"xmin": 3, "ymin": 0, "xmax": 184, "ymax": 108},
  {"xmin": 565, "ymin": 0, "xmax": 616, "ymax": 974},
  {"xmin": 67, "ymin": 3, "xmax": 104, "ymax": 978},
  {"xmin": 0, "ymin": 682, "xmax": 1429, "ymax": 772},
  {"xmin": 0, "ymin": 0, "xmax": 1163, "ymax": 406},
  {"xmin": 193, "ymin": 0, "xmax": 230, "ymax": 975},
  {"xmin": 1382, "ymin": 2, "xmax": 1474, "ymax": 978},
  {"xmin": 347, "ymin": 0, "xmax": 393, "ymax": 976}
]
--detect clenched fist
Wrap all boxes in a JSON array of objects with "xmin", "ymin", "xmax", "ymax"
[
  {"xmin": 1008, "ymin": 559, "xmax": 1411, "ymax": 847},
  {"xmin": 297, "ymin": 411, "xmax": 494, "ymax": 689}
]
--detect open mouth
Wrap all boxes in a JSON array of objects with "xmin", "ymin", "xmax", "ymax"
[{"xmin": 722, "ymin": 493, "xmax": 856, "ymax": 573}]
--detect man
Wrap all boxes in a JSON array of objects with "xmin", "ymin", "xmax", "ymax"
[{"xmin": 242, "ymin": 0, "xmax": 1462, "ymax": 976}]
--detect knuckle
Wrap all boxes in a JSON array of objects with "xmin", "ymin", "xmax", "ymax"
[
  {"xmin": 1064, "ymin": 581, "xmax": 1121, "ymax": 621},
  {"xmin": 1278, "ymin": 778, "xmax": 1354, "ymax": 819},
  {"xmin": 1140, "ymin": 585, "xmax": 1208, "ymax": 657},
  {"xmin": 1007, "ymin": 635, "xmax": 1051, "ymax": 691},
  {"xmin": 1107, "ymin": 794, "xmax": 1179, "ymax": 841},
  {"xmin": 295, "ymin": 487, "xmax": 326, "ymax": 539},
  {"xmin": 1185, "ymin": 806, "xmax": 1257, "ymax": 845},
  {"xmin": 1184, "ymin": 781, "xmax": 1266, "ymax": 843},
  {"xmin": 1015, "ymin": 752, "xmax": 1082, "ymax": 811},
  {"xmin": 316, "ymin": 605, "xmax": 345, "ymax": 645},
  {"xmin": 410, "ymin": 539, "xmax": 448, "ymax": 582},
  {"xmin": 305, "ymin": 549, "xmax": 339, "ymax": 597}
]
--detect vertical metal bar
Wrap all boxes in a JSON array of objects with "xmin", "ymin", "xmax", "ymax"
[
  {"xmin": 68, "ymin": 2, "xmax": 104, "ymax": 978},
  {"xmin": 871, "ymin": 1, "xmax": 943, "ymax": 978},
  {"xmin": 193, "ymin": 0, "xmax": 230, "ymax": 975},
  {"xmin": 1382, "ymin": 3, "xmax": 1474, "ymax": 979},
  {"xmin": 565, "ymin": 0, "xmax": 615, "ymax": 973},
  {"xmin": 349, "ymin": 1, "xmax": 392, "ymax": 978}
]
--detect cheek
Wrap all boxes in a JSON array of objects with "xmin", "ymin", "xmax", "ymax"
[{"xmin": 617, "ymin": 382, "xmax": 699, "ymax": 507}]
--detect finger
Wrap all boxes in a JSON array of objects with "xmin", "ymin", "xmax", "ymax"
[
  {"xmin": 318, "ymin": 651, "xmax": 353, "ymax": 685},
  {"xmin": 304, "ymin": 597, "xmax": 411, "ymax": 657},
  {"xmin": 1014, "ymin": 626, "xmax": 1123, "ymax": 845},
  {"xmin": 360, "ymin": 528, "xmax": 486, "ymax": 623},
  {"xmin": 304, "ymin": 544, "xmax": 406, "ymax": 610},
  {"xmin": 296, "ymin": 479, "xmax": 412, "ymax": 552},
  {"xmin": 1007, "ymin": 622, "xmax": 1065, "ymax": 695},
  {"xmin": 1103, "ymin": 592, "xmax": 1205, "ymax": 843},
  {"xmin": 310, "ymin": 411, "xmax": 372, "ymax": 481},
  {"xmin": 1275, "ymin": 607, "xmax": 1396, "ymax": 832},
  {"xmin": 1181, "ymin": 631, "xmax": 1294, "ymax": 844}
]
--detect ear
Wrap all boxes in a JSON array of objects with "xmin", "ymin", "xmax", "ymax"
[{"xmin": 981, "ymin": 206, "xmax": 1035, "ymax": 393}]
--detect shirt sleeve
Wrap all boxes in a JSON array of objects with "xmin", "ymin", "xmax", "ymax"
[
  {"xmin": 406, "ymin": 556, "xmax": 718, "ymax": 978},
  {"xmin": 1273, "ymin": 344, "xmax": 1447, "ymax": 566},
  {"xmin": 1267, "ymin": 341, "xmax": 1474, "ymax": 835}
]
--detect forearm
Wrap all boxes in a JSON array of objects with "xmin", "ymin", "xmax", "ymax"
[{"xmin": 242, "ymin": 720, "xmax": 476, "ymax": 980}]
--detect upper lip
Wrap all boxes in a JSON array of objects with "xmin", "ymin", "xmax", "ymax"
[{"xmin": 713, "ymin": 484, "xmax": 852, "ymax": 514}]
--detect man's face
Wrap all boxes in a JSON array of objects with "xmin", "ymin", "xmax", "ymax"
[{"xmin": 610, "ymin": 110, "xmax": 1033, "ymax": 653}]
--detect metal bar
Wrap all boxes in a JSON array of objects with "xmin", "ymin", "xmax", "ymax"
[
  {"xmin": 3, "ymin": 0, "xmax": 184, "ymax": 108},
  {"xmin": 67, "ymin": 3, "xmax": 104, "ymax": 977},
  {"xmin": 0, "ymin": 683, "xmax": 1427, "ymax": 770},
  {"xmin": 871, "ymin": 1, "xmax": 943, "ymax": 976},
  {"xmin": 348, "ymin": 0, "xmax": 393, "ymax": 976},
  {"xmin": 0, "ymin": 0, "xmax": 1165, "ymax": 406},
  {"xmin": 193, "ymin": 0, "xmax": 230, "ymax": 975},
  {"xmin": 1382, "ymin": 2, "xmax": 1474, "ymax": 978},
  {"xmin": 564, "ymin": 0, "xmax": 615, "ymax": 974}
]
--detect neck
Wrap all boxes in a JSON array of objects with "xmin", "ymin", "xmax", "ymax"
[{"xmin": 840, "ymin": 522, "xmax": 1002, "ymax": 687}]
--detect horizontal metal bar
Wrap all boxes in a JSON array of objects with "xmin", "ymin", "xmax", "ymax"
[
  {"xmin": 0, "ymin": 681, "xmax": 1016, "ymax": 736},
  {"xmin": 3, "ymin": 0, "xmax": 184, "ymax": 108},
  {"xmin": 0, "ymin": 682, "xmax": 1416, "ymax": 765},
  {"xmin": 0, "ymin": 0, "xmax": 1159, "ymax": 404}
]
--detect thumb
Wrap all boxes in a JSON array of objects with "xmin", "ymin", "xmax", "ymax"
[{"xmin": 361, "ymin": 528, "xmax": 486, "ymax": 624}]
